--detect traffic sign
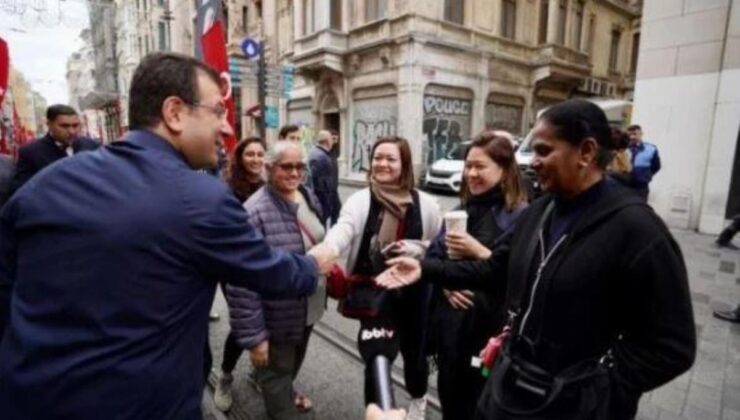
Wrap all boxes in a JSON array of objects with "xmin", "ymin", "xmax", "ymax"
[{"xmin": 241, "ymin": 38, "xmax": 261, "ymax": 59}]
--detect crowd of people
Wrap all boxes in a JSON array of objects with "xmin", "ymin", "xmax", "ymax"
[{"xmin": 0, "ymin": 51, "xmax": 720, "ymax": 420}]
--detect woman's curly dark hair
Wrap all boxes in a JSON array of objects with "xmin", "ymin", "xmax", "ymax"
[{"xmin": 226, "ymin": 137, "xmax": 266, "ymax": 201}]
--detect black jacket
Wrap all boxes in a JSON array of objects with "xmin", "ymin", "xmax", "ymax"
[
  {"xmin": 308, "ymin": 145, "xmax": 341, "ymax": 225},
  {"xmin": 421, "ymin": 181, "xmax": 696, "ymax": 419},
  {"xmin": 427, "ymin": 189, "xmax": 524, "ymax": 357},
  {"xmin": 10, "ymin": 134, "xmax": 100, "ymax": 196}
]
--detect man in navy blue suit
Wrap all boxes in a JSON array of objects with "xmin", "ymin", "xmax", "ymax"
[
  {"xmin": 10, "ymin": 104, "xmax": 100, "ymax": 196},
  {"xmin": 0, "ymin": 52, "xmax": 336, "ymax": 420}
]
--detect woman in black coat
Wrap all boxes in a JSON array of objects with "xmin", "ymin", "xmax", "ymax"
[
  {"xmin": 378, "ymin": 100, "xmax": 696, "ymax": 420},
  {"xmin": 426, "ymin": 131, "xmax": 527, "ymax": 420}
]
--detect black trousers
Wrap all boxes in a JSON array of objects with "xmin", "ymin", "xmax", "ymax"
[
  {"xmin": 718, "ymin": 215, "xmax": 740, "ymax": 245},
  {"xmin": 362, "ymin": 284, "xmax": 431, "ymax": 405}
]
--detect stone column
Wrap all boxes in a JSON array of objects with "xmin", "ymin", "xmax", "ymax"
[{"xmin": 546, "ymin": 0, "xmax": 559, "ymax": 44}]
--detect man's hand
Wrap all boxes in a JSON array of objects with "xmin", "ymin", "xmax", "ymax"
[
  {"xmin": 374, "ymin": 257, "xmax": 422, "ymax": 289},
  {"xmin": 308, "ymin": 243, "xmax": 338, "ymax": 274},
  {"xmin": 249, "ymin": 340, "xmax": 269, "ymax": 368},
  {"xmin": 444, "ymin": 289, "xmax": 475, "ymax": 310},
  {"xmin": 365, "ymin": 403, "xmax": 406, "ymax": 420},
  {"xmin": 445, "ymin": 231, "xmax": 492, "ymax": 260}
]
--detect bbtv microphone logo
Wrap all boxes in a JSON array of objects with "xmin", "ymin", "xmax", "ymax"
[{"xmin": 360, "ymin": 328, "xmax": 395, "ymax": 341}]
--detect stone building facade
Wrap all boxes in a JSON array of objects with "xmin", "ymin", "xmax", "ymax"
[
  {"xmin": 243, "ymin": 0, "xmax": 642, "ymax": 180},
  {"xmin": 632, "ymin": 0, "xmax": 740, "ymax": 233}
]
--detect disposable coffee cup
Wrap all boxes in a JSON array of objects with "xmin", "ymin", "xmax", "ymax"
[{"xmin": 444, "ymin": 210, "xmax": 468, "ymax": 260}]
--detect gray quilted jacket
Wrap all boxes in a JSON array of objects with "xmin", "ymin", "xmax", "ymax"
[{"xmin": 225, "ymin": 185, "xmax": 323, "ymax": 349}]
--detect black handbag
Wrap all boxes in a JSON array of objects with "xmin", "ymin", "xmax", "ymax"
[
  {"xmin": 475, "ymin": 201, "xmax": 611, "ymax": 419},
  {"xmin": 338, "ymin": 275, "xmax": 389, "ymax": 319}
]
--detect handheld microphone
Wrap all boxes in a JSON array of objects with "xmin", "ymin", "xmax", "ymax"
[{"xmin": 357, "ymin": 319, "xmax": 400, "ymax": 410}]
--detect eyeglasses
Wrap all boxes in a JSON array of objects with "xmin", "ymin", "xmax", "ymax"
[
  {"xmin": 188, "ymin": 101, "xmax": 227, "ymax": 119},
  {"xmin": 277, "ymin": 163, "xmax": 307, "ymax": 173}
]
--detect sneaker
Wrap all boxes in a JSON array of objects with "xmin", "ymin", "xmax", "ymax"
[
  {"xmin": 213, "ymin": 372, "xmax": 233, "ymax": 412},
  {"xmin": 406, "ymin": 396, "xmax": 427, "ymax": 420}
]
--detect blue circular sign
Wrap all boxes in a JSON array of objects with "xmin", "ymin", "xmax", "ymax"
[{"xmin": 241, "ymin": 38, "xmax": 261, "ymax": 59}]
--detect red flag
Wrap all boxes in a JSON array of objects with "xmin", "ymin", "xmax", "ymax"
[
  {"xmin": 0, "ymin": 37, "xmax": 9, "ymax": 108},
  {"xmin": 196, "ymin": 0, "xmax": 237, "ymax": 152}
]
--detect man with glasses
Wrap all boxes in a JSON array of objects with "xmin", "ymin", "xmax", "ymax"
[
  {"xmin": 0, "ymin": 52, "xmax": 336, "ymax": 420},
  {"xmin": 9, "ymin": 104, "xmax": 99, "ymax": 196}
]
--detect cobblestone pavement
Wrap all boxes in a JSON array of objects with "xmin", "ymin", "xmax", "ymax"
[{"xmin": 203, "ymin": 185, "xmax": 740, "ymax": 420}]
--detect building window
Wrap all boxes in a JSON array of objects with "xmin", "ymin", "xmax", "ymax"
[
  {"xmin": 538, "ymin": 0, "xmax": 548, "ymax": 44},
  {"xmin": 572, "ymin": 0, "xmax": 584, "ymax": 50},
  {"xmin": 330, "ymin": 0, "xmax": 342, "ymax": 30},
  {"xmin": 501, "ymin": 0, "xmax": 516, "ymax": 40},
  {"xmin": 366, "ymin": 0, "xmax": 388, "ymax": 22},
  {"xmin": 609, "ymin": 30, "xmax": 621, "ymax": 70},
  {"xmin": 557, "ymin": 0, "xmax": 566, "ymax": 45},
  {"xmin": 242, "ymin": 6, "xmax": 248, "ymax": 32},
  {"xmin": 630, "ymin": 32, "xmax": 640, "ymax": 73},
  {"xmin": 303, "ymin": 0, "xmax": 314, "ymax": 35},
  {"xmin": 444, "ymin": 0, "xmax": 464, "ymax": 25},
  {"xmin": 157, "ymin": 0, "xmax": 163, "ymax": 6},
  {"xmin": 586, "ymin": 14, "xmax": 595, "ymax": 53},
  {"xmin": 143, "ymin": 0, "xmax": 148, "ymax": 13},
  {"xmin": 138, "ymin": 36, "xmax": 143, "ymax": 57},
  {"xmin": 145, "ymin": 35, "xmax": 151, "ymax": 53},
  {"xmin": 158, "ymin": 21, "xmax": 167, "ymax": 50}
]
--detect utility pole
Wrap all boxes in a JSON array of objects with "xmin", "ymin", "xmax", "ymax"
[{"xmin": 257, "ymin": 41, "xmax": 266, "ymax": 140}]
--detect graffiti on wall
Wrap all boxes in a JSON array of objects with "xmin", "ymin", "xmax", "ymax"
[
  {"xmin": 422, "ymin": 95, "xmax": 471, "ymax": 167},
  {"xmin": 351, "ymin": 97, "xmax": 397, "ymax": 173},
  {"xmin": 485, "ymin": 103, "xmax": 523, "ymax": 135}
]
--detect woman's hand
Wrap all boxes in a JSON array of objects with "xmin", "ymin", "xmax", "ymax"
[
  {"xmin": 445, "ymin": 231, "xmax": 492, "ymax": 260},
  {"xmin": 365, "ymin": 404, "xmax": 406, "ymax": 420},
  {"xmin": 443, "ymin": 289, "xmax": 475, "ymax": 310},
  {"xmin": 250, "ymin": 340, "xmax": 269, "ymax": 368},
  {"xmin": 375, "ymin": 257, "xmax": 422, "ymax": 289}
]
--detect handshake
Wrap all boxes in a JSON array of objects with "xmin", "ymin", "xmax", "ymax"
[{"xmin": 307, "ymin": 243, "xmax": 340, "ymax": 274}]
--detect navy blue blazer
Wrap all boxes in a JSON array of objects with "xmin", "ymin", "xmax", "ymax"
[
  {"xmin": 0, "ymin": 130, "xmax": 318, "ymax": 419},
  {"xmin": 10, "ymin": 132, "xmax": 100, "ymax": 195}
]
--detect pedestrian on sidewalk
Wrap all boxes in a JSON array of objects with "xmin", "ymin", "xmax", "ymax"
[
  {"xmin": 322, "ymin": 136, "xmax": 442, "ymax": 420},
  {"xmin": 427, "ymin": 131, "xmax": 528, "ymax": 420},
  {"xmin": 309, "ymin": 130, "xmax": 341, "ymax": 226},
  {"xmin": 220, "ymin": 141, "xmax": 327, "ymax": 418},
  {"xmin": 627, "ymin": 124, "xmax": 661, "ymax": 200},
  {"xmin": 0, "ymin": 52, "xmax": 336, "ymax": 420},
  {"xmin": 9, "ymin": 104, "xmax": 99, "ymax": 197},
  {"xmin": 713, "ymin": 215, "xmax": 740, "ymax": 323},
  {"xmin": 715, "ymin": 214, "xmax": 740, "ymax": 250},
  {"xmin": 378, "ymin": 100, "xmax": 696, "ymax": 420}
]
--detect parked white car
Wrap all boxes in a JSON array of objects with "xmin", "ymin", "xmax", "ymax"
[{"xmin": 423, "ymin": 141, "xmax": 470, "ymax": 193}]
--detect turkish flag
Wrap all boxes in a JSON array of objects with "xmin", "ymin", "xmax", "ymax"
[
  {"xmin": 195, "ymin": 0, "xmax": 237, "ymax": 153},
  {"xmin": 0, "ymin": 37, "xmax": 9, "ymax": 108}
]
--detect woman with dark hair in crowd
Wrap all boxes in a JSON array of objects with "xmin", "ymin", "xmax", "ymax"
[
  {"xmin": 322, "ymin": 136, "xmax": 441, "ymax": 420},
  {"xmin": 377, "ymin": 99, "xmax": 696, "ymax": 420},
  {"xmin": 427, "ymin": 131, "xmax": 528, "ymax": 420},
  {"xmin": 214, "ymin": 136, "xmax": 266, "ymax": 411},
  {"xmin": 606, "ymin": 127, "xmax": 632, "ymax": 186},
  {"xmin": 225, "ymin": 136, "xmax": 267, "ymax": 203}
]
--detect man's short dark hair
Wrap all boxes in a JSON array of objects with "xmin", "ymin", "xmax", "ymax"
[
  {"xmin": 128, "ymin": 52, "xmax": 221, "ymax": 130},
  {"xmin": 278, "ymin": 125, "xmax": 300, "ymax": 139},
  {"xmin": 46, "ymin": 104, "xmax": 77, "ymax": 121},
  {"xmin": 627, "ymin": 124, "xmax": 642, "ymax": 132}
]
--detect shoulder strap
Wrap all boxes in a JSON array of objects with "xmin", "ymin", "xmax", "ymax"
[{"xmin": 506, "ymin": 201, "xmax": 555, "ymax": 319}]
